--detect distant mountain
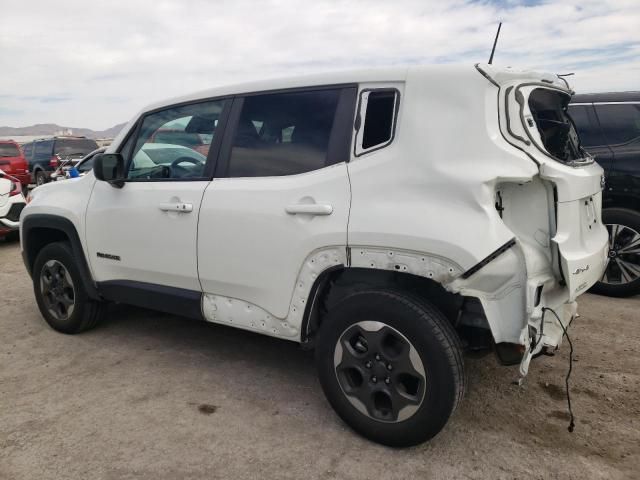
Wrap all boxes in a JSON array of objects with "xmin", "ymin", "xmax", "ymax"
[{"xmin": 0, "ymin": 122, "xmax": 126, "ymax": 139}]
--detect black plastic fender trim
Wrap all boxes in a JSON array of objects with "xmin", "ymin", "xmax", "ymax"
[
  {"xmin": 21, "ymin": 214, "xmax": 100, "ymax": 300},
  {"xmin": 97, "ymin": 280, "xmax": 204, "ymax": 320}
]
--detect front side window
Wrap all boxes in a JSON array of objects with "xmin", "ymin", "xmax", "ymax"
[
  {"xmin": 23, "ymin": 143, "xmax": 33, "ymax": 159},
  {"xmin": 227, "ymin": 89, "xmax": 340, "ymax": 177},
  {"xmin": 127, "ymin": 100, "xmax": 226, "ymax": 180},
  {"xmin": 77, "ymin": 150, "xmax": 102, "ymax": 173},
  {"xmin": 594, "ymin": 104, "xmax": 640, "ymax": 146}
]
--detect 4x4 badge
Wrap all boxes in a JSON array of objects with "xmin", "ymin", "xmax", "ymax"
[{"xmin": 97, "ymin": 252, "xmax": 121, "ymax": 261}]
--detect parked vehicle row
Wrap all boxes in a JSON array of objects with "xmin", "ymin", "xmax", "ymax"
[
  {"xmin": 51, "ymin": 147, "xmax": 106, "ymax": 181},
  {"xmin": 569, "ymin": 92, "xmax": 640, "ymax": 297},
  {"xmin": 21, "ymin": 64, "xmax": 608, "ymax": 446},
  {"xmin": 0, "ymin": 140, "xmax": 30, "ymax": 188},
  {"xmin": 21, "ymin": 136, "xmax": 99, "ymax": 186}
]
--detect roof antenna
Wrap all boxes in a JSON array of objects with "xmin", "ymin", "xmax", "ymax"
[{"xmin": 488, "ymin": 22, "xmax": 502, "ymax": 65}]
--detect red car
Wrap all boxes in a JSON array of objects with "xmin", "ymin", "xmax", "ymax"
[{"xmin": 0, "ymin": 140, "xmax": 30, "ymax": 188}]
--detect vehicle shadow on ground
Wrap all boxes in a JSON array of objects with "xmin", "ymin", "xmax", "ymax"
[{"xmin": 98, "ymin": 302, "xmax": 317, "ymax": 376}]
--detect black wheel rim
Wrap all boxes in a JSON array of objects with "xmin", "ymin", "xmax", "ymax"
[
  {"xmin": 601, "ymin": 223, "xmax": 640, "ymax": 285},
  {"xmin": 333, "ymin": 321, "xmax": 426, "ymax": 423},
  {"xmin": 40, "ymin": 260, "xmax": 75, "ymax": 321}
]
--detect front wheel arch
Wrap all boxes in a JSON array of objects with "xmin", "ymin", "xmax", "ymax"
[{"xmin": 22, "ymin": 214, "xmax": 99, "ymax": 300}]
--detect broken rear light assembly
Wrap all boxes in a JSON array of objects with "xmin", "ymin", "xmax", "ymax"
[{"xmin": 9, "ymin": 180, "xmax": 22, "ymax": 197}]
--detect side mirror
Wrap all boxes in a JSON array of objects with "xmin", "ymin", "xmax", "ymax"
[{"xmin": 93, "ymin": 153, "xmax": 125, "ymax": 188}]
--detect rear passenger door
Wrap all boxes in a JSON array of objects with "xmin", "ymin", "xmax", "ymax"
[{"xmin": 197, "ymin": 87, "xmax": 356, "ymax": 332}]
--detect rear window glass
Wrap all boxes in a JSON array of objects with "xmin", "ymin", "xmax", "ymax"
[
  {"xmin": 528, "ymin": 88, "xmax": 583, "ymax": 163},
  {"xmin": 594, "ymin": 104, "xmax": 640, "ymax": 145},
  {"xmin": 0, "ymin": 144, "xmax": 20, "ymax": 157},
  {"xmin": 53, "ymin": 138, "xmax": 99, "ymax": 157}
]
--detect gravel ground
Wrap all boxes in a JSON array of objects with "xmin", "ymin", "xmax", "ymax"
[{"xmin": 1, "ymin": 237, "xmax": 638, "ymax": 479}]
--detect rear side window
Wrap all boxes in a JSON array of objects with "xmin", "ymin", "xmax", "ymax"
[
  {"xmin": 34, "ymin": 141, "xmax": 53, "ymax": 160},
  {"xmin": 0, "ymin": 144, "xmax": 20, "ymax": 157},
  {"xmin": 355, "ymin": 89, "xmax": 399, "ymax": 156},
  {"xmin": 568, "ymin": 105, "xmax": 607, "ymax": 147},
  {"xmin": 227, "ymin": 89, "xmax": 340, "ymax": 178},
  {"xmin": 594, "ymin": 104, "xmax": 640, "ymax": 145}
]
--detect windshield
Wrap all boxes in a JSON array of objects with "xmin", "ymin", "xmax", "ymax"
[
  {"xmin": 54, "ymin": 138, "xmax": 99, "ymax": 157},
  {"xmin": 528, "ymin": 88, "xmax": 586, "ymax": 164},
  {"xmin": 0, "ymin": 144, "xmax": 21, "ymax": 157}
]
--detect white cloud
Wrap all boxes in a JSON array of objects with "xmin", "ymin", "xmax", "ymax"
[{"xmin": 0, "ymin": 0, "xmax": 638, "ymax": 129}]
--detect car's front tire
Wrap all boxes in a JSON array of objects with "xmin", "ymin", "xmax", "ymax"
[
  {"xmin": 590, "ymin": 208, "xmax": 640, "ymax": 298},
  {"xmin": 33, "ymin": 242, "xmax": 106, "ymax": 334},
  {"xmin": 315, "ymin": 289, "xmax": 465, "ymax": 447}
]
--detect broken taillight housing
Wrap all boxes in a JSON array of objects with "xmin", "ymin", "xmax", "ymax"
[{"xmin": 9, "ymin": 180, "xmax": 22, "ymax": 197}]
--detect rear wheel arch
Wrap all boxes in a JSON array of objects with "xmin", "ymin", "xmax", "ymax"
[
  {"xmin": 301, "ymin": 266, "xmax": 468, "ymax": 345},
  {"xmin": 22, "ymin": 214, "xmax": 99, "ymax": 299},
  {"xmin": 604, "ymin": 195, "xmax": 640, "ymax": 213}
]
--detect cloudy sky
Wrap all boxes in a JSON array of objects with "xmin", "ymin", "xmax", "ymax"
[{"xmin": 1, "ymin": 0, "xmax": 638, "ymax": 130}]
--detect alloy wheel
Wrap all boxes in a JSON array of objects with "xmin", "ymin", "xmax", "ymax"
[
  {"xmin": 40, "ymin": 260, "xmax": 76, "ymax": 321},
  {"xmin": 333, "ymin": 321, "xmax": 426, "ymax": 423},
  {"xmin": 601, "ymin": 223, "xmax": 640, "ymax": 285}
]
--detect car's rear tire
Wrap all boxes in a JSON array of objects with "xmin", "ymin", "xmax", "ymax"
[
  {"xmin": 33, "ymin": 242, "xmax": 106, "ymax": 334},
  {"xmin": 590, "ymin": 208, "xmax": 640, "ymax": 298},
  {"xmin": 35, "ymin": 170, "xmax": 48, "ymax": 186},
  {"xmin": 315, "ymin": 289, "xmax": 465, "ymax": 447}
]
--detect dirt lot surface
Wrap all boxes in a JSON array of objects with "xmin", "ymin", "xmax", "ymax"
[{"xmin": 0, "ymin": 238, "xmax": 638, "ymax": 479}]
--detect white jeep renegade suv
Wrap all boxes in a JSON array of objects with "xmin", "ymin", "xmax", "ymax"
[{"xmin": 21, "ymin": 64, "xmax": 608, "ymax": 446}]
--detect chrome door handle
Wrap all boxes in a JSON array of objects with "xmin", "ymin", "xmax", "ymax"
[
  {"xmin": 285, "ymin": 204, "xmax": 333, "ymax": 215},
  {"xmin": 159, "ymin": 202, "xmax": 193, "ymax": 213}
]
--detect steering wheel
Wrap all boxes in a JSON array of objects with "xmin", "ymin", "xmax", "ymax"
[
  {"xmin": 169, "ymin": 156, "xmax": 205, "ymax": 178},
  {"xmin": 170, "ymin": 156, "xmax": 203, "ymax": 169}
]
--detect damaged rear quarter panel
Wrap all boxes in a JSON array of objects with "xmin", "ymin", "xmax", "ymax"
[{"xmin": 347, "ymin": 66, "xmax": 540, "ymax": 345}]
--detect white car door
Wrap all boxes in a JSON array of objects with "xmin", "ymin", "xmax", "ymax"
[
  {"xmin": 197, "ymin": 87, "xmax": 356, "ymax": 338},
  {"xmin": 85, "ymin": 98, "xmax": 230, "ymax": 293}
]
